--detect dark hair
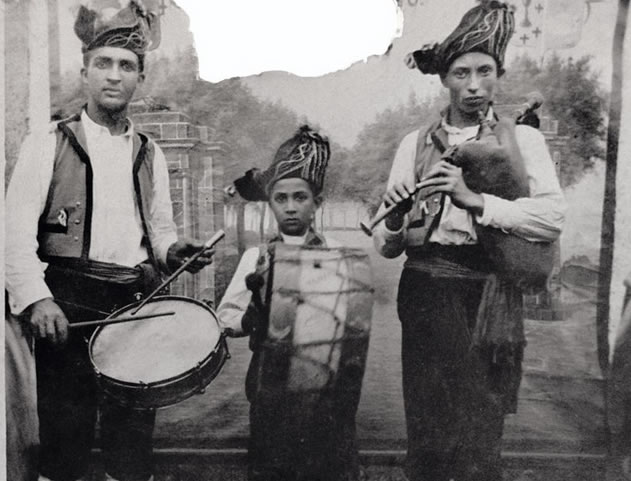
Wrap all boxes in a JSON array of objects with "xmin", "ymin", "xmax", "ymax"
[{"xmin": 82, "ymin": 49, "xmax": 145, "ymax": 73}]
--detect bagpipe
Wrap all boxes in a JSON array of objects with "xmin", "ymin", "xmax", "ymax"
[{"xmin": 363, "ymin": 92, "xmax": 556, "ymax": 288}]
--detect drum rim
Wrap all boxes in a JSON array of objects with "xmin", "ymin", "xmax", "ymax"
[
  {"xmin": 88, "ymin": 295, "xmax": 222, "ymax": 387},
  {"xmin": 93, "ymin": 335, "xmax": 227, "ymax": 391}
]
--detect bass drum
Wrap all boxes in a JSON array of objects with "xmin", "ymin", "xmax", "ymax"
[
  {"xmin": 256, "ymin": 244, "xmax": 373, "ymax": 397},
  {"xmin": 89, "ymin": 295, "xmax": 228, "ymax": 409}
]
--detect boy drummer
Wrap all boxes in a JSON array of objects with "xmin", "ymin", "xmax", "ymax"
[{"xmin": 218, "ymin": 126, "xmax": 365, "ymax": 481}]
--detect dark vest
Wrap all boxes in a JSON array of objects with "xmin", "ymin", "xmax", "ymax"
[
  {"xmin": 405, "ymin": 119, "xmax": 451, "ymax": 248},
  {"xmin": 37, "ymin": 114, "xmax": 157, "ymax": 265}
]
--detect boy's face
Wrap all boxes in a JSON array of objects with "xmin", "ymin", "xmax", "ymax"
[
  {"xmin": 81, "ymin": 46, "xmax": 144, "ymax": 114},
  {"xmin": 441, "ymin": 51, "xmax": 499, "ymax": 117},
  {"xmin": 269, "ymin": 178, "xmax": 321, "ymax": 237}
]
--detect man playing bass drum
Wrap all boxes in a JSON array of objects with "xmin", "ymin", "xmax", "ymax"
[
  {"xmin": 373, "ymin": 1, "xmax": 566, "ymax": 480},
  {"xmin": 218, "ymin": 126, "xmax": 366, "ymax": 481}
]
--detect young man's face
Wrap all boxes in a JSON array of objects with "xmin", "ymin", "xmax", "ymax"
[
  {"xmin": 441, "ymin": 51, "xmax": 499, "ymax": 117},
  {"xmin": 269, "ymin": 178, "xmax": 321, "ymax": 237},
  {"xmin": 81, "ymin": 46, "xmax": 144, "ymax": 114}
]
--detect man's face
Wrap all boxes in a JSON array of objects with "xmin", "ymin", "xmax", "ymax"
[
  {"xmin": 441, "ymin": 52, "xmax": 499, "ymax": 116},
  {"xmin": 269, "ymin": 178, "xmax": 321, "ymax": 237},
  {"xmin": 81, "ymin": 47, "xmax": 144, "ymax": 114}
]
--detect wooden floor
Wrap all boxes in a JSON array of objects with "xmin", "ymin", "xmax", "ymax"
[{"xmin": 85, "ymin": 448, "xmax": 606, "ymax": 481}]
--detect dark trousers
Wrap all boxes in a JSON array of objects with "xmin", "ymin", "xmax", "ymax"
[
  {"xmin": 248, "ymin": 395, "xmax": 360, "ymax": 481},
  {"xmin": 246, "ymin": 338, "xmax": 367, "ymax": 481},
  {"xmin": 36, "ymin": 336, "xmax": 155, "ymax": 481},
  {"xmin": 36, "ymin": 265, "xmax": 156, "ymax": 481},
  {"xmin": 397, "ymin": 269, "xmax": 506, "ymax": 481}
]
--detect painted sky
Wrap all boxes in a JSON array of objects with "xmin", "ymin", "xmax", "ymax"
[
  {"xmin": 240, "ymin": 0, "xmax": 617, "ymax": 147},
  {"xmin": 55, "ymin": 1, "xmax": 617, "ymax": 147}
]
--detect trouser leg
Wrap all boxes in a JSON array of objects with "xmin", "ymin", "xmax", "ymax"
[
  {"xmin": 246, "ymin": 340, "xmax": 364, "ymax": 481},
  {"xmin": 100, "ymin": 399, "xmax": 156, "ymax": 481},
  {"xmin": 247, "ymin": 395, "xmax": 300, "ymax": 481},
  {"xmin": 35, "ymin": 336, "xmax": 97, "ymax": 481},
  {"xmin": 397, "ymin": 270, "xmax": 506, "ymax": 481}
]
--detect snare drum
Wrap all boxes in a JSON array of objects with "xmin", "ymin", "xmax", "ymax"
[
  {"xmin": 89, "ymin": 296, "xmax": 228, "ymax": 409},
  {"xmin": 256, "ymin": 244, "xmax": 373, "ymax": 397}
]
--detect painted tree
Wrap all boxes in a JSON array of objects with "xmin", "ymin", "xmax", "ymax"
[
  {"xmin": 338, "ymin": 92, "xmax": 445, "ymax": 210},
  {"xmin": 498, "ymin": 54, "xmax": 609, "ymax": 186}
]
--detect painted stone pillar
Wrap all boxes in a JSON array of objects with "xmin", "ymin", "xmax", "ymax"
[{"xmin": 131, "ymin": 107, "xmax": 229, "ymax": 304}]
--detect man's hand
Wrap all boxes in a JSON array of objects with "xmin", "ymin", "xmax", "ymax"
[
  {"xmin": 416, "ymin": 160, "xmax": 485, "ymax": 216},
  {"xmin": 166, "ymin": 239, "xmax": 215, "ymax": 274},
  {"xmin": 24, "ymin": 298, "xmax": 69, "ymax": 345},
  {"xmin": 382, "ymin": 181, "xmax": 415, "ymax": 231}
]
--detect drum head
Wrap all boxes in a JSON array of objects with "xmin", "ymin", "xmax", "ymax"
[{"xmin": 91, "ymin": 297, "xmax": 221, "ymax": 384}]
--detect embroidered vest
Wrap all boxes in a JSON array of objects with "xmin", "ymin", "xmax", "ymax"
[{"xmin": 37, "ymin": 114, "xmax": 157, "ymax": 265}]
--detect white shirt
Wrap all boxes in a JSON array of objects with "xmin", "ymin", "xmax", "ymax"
[
  {"xmin": 5, "ymin": 110, "xmax": 178, "ymax": 315},
  {"xmin": 373, "ymin": 116, "xmax": 566, "ymax": 257},
  {"xmin": 217, "ymin": 233, "xmax": 342, "ymax": 335}
]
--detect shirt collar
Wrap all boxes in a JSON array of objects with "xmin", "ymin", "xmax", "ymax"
[
  {"xmin": 441, "ymin": 106, "xmax": 494, "ymax": 135},
  {"xmin": 271, "ymin": 228, "xmax": 325, "ymax": 247},
  {"xmin": 81, "ymin": 109, "xmax": 134, "ymax": 138},
  {"xmin": 280, "ymin": 232, "xmax": 309, "ymax": 246}
]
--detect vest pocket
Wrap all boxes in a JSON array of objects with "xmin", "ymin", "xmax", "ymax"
[{"xmin": 40, "ymin": 207, "xmax": 71, "ymax": 234}]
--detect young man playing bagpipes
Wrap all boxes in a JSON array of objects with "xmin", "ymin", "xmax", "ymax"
[
  {"xmin": 218, "ymin": 126, "xmax": 366, "ymax": 481},
  {"xmin": 372, "ymin": 1, "xmax": 566, "ymax": 480}
]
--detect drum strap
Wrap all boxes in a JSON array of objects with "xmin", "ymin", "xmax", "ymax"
[{"xmin": 248, "ymin": 244, "xmax": 274, "ymax": 351}]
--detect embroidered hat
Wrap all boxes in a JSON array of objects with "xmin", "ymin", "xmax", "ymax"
[
  {"xmin": 74, "ymin": 0, "xmax": 161, "ymax": 55},
  {"xmin": 233, "ymin": 126, "xmax": 331, "ymax": 202},
  {"xmin": 407, "ymin": 0, "xmax": 515, "ymax": 76}
]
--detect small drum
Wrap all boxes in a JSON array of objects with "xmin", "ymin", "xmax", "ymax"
[
  {"xmin": 256, "ymin": 244, "xmax": 373, "ymax": 397},
  {"xmin": 89, "ymin": 296, "xmax": 228, "ymax": 409}
]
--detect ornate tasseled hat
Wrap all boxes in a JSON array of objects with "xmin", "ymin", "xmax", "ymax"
[
  {"xmin": 74, "ymin": 0, "xmax": 161, "ymax": 55},
  {"xmin": 406, "ymin": 0, "xmax": 515, "ymax": 76},
  {"xmin": 232, "ymin": 126, "xmax": 331, "ymax": 202}
]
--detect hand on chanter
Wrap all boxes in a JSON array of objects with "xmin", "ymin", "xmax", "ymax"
[
  {"xmin": 166, "ymin": 238, "xmax": 215, "ymax": 274},
  {"xmin": 383, "ymin": 180, "xmax": 416, "ymax": 212},
  {"xmin": 24, "ymin": 297, "xmax": 69, "ymax": 345},
  {"xmin": 382, "ymin": 180, "xmax": 415, "ymax": 231},
  {"xmin": 416, "ymin": 160, "xmax": 484, "ymax": 215}
]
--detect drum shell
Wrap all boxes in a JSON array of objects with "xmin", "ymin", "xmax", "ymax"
[
  {"xmin": 89, "ymin": 296, "xmax": 229, "ymax": 410},
  {"xmin": 255, "ymin": 245, "xmax": 373, "ymax": 398}
]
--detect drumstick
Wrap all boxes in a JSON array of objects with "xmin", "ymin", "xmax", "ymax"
[
  {"xmin": 70, "ymin": 311, "xmax": 175, "ymax": 329},
  {"xmin": 131, "ymin": 230, "xmax": 226, "ymax": 315},
  {"xmin": 359, "ymin": 182, "xmax": 424, "ymax": 237}
]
